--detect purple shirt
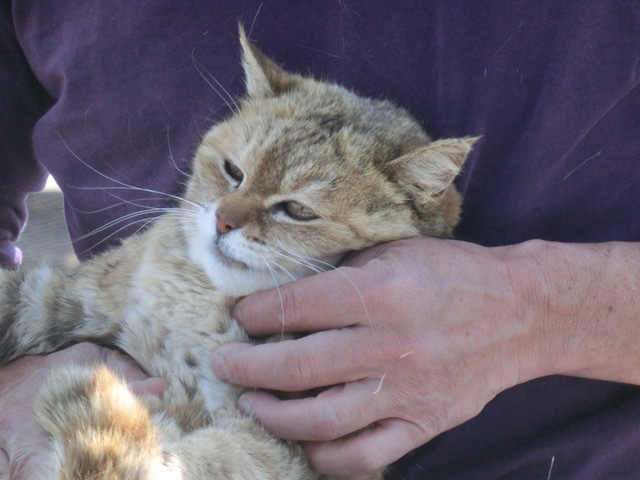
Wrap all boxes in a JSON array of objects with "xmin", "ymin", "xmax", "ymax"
[{"xmin": 2, "ymin": 1, "xmax": 640, "ymax": 478}]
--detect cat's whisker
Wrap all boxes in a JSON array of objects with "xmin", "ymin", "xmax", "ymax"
[
  {"xmin": 271, "ymin": 248, "xmax": 326, "ymax": 274},
  {"xmin": 67, "ymin": 196, "xmax": 172, "ymax": 215},
  {"xmin": 263, "ymin": 246, "xmax": 308, "ymax": 276},
  {"xmin": 166, "ymin": 128, "xmax": 191, "ymax": 178},
  {"xmin": 100, "ymin": 189, "xmax": 189, "ymax": 213},
  {"xmin": 75, "ymin": 209, "xmax": 189, "ymax": 242},
  {"xmin": 75, "ymin": 214, "xmax": 196, "ymax": 259},
  {"xmin": 190, "ymin": 54, "xmax": 239, "ymax": 114},
  {"xmin": 57, "ymin": 134, "xmax": 203, "ymax": 209},
  {"xmin": 258, "ymin": 253, "xmax": 287, "ymax": 338},
  {"xmin": 276, "ymin": 252, "xmax": 324, "ymax": 275},
  {"xmin": 67, "ymin": 184, "xmax": 202, "ymax": 210},
  {"xmin": 76, "ymin": 218, "xmax": 157, "ymax": 255},
  {"xmin": 248, "ymin": 2, "xmax": 264, "ymax": 38},
  {"xmin": 85, "ymin": 213, "xmax": 196, "ymax": 257},
  {"xmin": 142, "ymin": 222, "xmax": 199, "ymax": 245},
  {"xmin": 287, "ymin": 250, "xmax": 374, "ymax": 328},
  {"xmin": 107, "ymin": 224, "xmax": 198, "ymax": 265},
  {"xmin": 74, "ymin": 212, "xmax": 161, "ymax": 242},
  {"xmin": 268, "ymin": 259, "xmax": 297, "ymax": 282}
]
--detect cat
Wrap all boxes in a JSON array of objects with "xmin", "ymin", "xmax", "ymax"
[{"xmin": 0, "ymin": 27, "xmax": 477, "ymax": 480}]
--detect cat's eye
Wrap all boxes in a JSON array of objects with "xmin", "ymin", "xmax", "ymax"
[
  {"xmin": 281, "ymin": 201, "xmax": 318, "ymax": 221},
  {"xmin": 223, "ymin": 160, "xmax": 244, "ymax": 183}
]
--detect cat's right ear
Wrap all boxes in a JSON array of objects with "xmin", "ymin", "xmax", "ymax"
[
  {"xmin": 391, "ymin": 136, "xmax": 479, "ymax": 206},
  {"xmin": 238, "ymin": 25, "xmax": 301, "ymax": 98}
]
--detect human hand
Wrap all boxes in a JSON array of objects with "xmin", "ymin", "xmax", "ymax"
[
  {"xmin": 213, "ymin": 237, "xmax": 551, "ymax": 476},
  {"xmin": 0, "ymin": 343, "xmax": 167, "ymax": 480}
]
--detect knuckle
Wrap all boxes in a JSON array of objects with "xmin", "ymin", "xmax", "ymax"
[
  {"xmin": 279, "ymin": 284, "xmax": 306, "ymax": 326},
  {"xmin": 416, "ymin": 404, "xmax": 449, "ymax": 439},
  {"xmin": 366, "ymin": 274, "xmax": 414, "ymax": 317},
  {"xmin": 310, "ymin": 405, "xmax": 342, "ymax": 440},
  {"xmin": 284, "ymin": 349, "xmax": 318, "ymax": 390},
  {"xmin": 224, "ymin": 355, "xmax": 250, "ymax": 383},
  {"xmin": 349, "ymin": 446, "xmax": 387, "ymax": 474}
]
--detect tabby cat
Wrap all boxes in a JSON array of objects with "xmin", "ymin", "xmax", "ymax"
[{"xmin": 0, "ymin": 29, "xmax": 477, "ymax": 480}]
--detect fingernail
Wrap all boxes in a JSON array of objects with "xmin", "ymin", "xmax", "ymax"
[
  {"xmin": 238, "ymin": 394, "xmax": 253, "ymax": 414},
  {"xmin": 212, "ymin": 350, "xmax": 229, "ymax": 381}
]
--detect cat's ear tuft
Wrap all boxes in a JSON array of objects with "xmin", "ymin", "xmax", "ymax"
[
  {"xmin": 392, "ymin": 136, "xmax": 479, "ymax": 204},
  {"xmin": 238, "ymin": 24, "xmax": 301, "ymax": 98}
]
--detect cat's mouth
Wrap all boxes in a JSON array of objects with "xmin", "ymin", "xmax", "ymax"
[{"xmin": 211, "ymin": 238, "xmax": 250, "ymax": 270}]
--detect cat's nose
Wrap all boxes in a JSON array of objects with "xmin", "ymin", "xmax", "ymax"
[{"xmin": 216, "ymin": 213, "xmax": 235, "ymax": 234}]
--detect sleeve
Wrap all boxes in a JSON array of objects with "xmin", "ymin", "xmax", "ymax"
[{"xmin": 0, "ymin": 1, "xmax": 52, "ymax": 268}]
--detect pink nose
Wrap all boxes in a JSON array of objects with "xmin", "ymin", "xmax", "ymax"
[{"xmin": 216, "ymin": 214, "xmax": 235, "ymax": 234}]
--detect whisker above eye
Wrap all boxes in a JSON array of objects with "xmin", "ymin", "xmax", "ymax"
[{"xmin": 190, "ymin": 52, "xmax": 239, "ymax": 114}]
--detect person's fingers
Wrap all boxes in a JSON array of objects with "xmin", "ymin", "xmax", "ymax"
[
  {"xmin": 232, "ymin": 265, "xmax": 373, "ymax": 336},
  {"xmin": 49, "ymin": 343, "xmax": 167, "ymax": 398},
  {"xmin": 304, "ymin": 418, "xmax": 423, "ymax": 476},
  {"xmin": 0, "ymin": 344, "xmax": 167, "ymax": 480},
  {"xmin": 0, "ymin": 448, "xmax": 8, "ymax": 480},
  {"xmin": 128, "ymin": 377, "xmax": 168, "ymax": 399},
  {"xmin": 50, "ymin": 343, "xmax": 150, "ymax": 383},
  {"xmin": 238, "ymin": 378, "xmax": 388, "ymax": 441},
  {"xmin": 213, "ymin": 328, "xmax": 381, "ymax": 390},
  {"xmin": 98, "ymin": 347, "xmax": 153, "ymax": 383},
  {"xmin": 339, "ymin": 240, "xmax": 393, "ymax": 268}
]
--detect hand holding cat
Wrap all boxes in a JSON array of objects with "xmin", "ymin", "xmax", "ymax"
[
  {"xmin": 0, "ymin": 343, "xmax": 167, "ymax": 480},
  {"xmin": 213, "ymin": 236, "xmax": 555, "ymax": 476},
  {"xmin": 215, "ymin": 236, "xmax": 640, "ymax": 475}
]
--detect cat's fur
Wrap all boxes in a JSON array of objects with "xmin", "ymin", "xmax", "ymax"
[{"xmin": 0, "ymin": 29, "xmax": 477, "ymax": 480}]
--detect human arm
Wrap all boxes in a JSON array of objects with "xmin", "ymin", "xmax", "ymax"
[
  {"xmin": 212, "ymin": 236, "xmax": 640, "ymax": 476},
  {"xmin": 0, "ymin": 1, "xmax": 52, "ymax": 269},
  {"xmin": 0, "ymin": 343, "xmax": 167, "ymax": 480}
]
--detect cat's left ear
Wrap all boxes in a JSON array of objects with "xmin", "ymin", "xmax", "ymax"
[
  {"xmin": 391, "ymin": 136, "xmax": 479, "ymax": 204},
  {"xmin": 238, "ymin": 25, "xmax": 302, "ymax": 98}
]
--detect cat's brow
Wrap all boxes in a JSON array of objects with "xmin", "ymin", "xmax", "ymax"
[
  {"xmin": 266, "ymin": 180, "xmax": 333, "ymax": 214},
  {"xmin": 268, "ymin": 180, "xmax": 335, "ymax": 204}
]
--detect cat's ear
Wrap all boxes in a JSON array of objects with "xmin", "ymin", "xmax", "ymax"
[
  {"xmin": 391, "ymin": 136, "xmax": 479, "ymax": 204},
  {"xmin": 238, "ymin": 25, "xmax": 301, "ymax": 98}
]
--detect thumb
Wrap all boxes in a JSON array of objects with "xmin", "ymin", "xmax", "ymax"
[{"xmin": 128, "ymin": 377, "xmax": 168, "ymax": 398}]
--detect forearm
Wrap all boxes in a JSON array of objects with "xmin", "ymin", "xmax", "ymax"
[{"xmin": 505, "ymin": 239, "xmax": 640, "ymax": 385}]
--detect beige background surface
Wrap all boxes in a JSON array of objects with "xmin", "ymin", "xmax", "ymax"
[{"xmin": 16, "ymin": 178, "xmax": 78, "ymax": 268}]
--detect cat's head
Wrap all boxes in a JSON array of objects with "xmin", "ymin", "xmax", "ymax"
[{"xmin": 182, "ymin": 28, "xmax": 478, "ymax": 295}]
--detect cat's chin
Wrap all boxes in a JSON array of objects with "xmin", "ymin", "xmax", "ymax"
[
  {"xmin": 186, "ymin": 241, "xmax": 274, "ymax": 297},
  {"xmin": 204, "ymin": 253, "xmax": 281, "ymax": 296}
]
